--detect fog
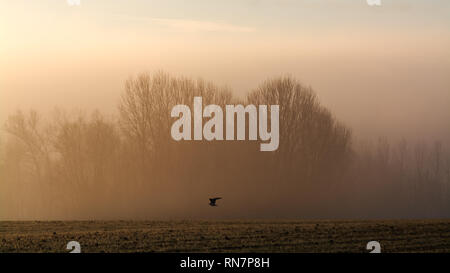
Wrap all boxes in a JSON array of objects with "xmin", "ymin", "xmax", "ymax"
[{"xmin": 0, "ymin": 0, "xmax": 449, "ymax": 219}]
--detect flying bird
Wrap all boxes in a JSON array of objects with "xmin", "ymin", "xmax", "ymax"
[{"xmin": 209, "ymin": 197, "xmax": 222, "ymax": 207}]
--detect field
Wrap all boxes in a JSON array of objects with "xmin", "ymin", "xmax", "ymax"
[{"xmin": 1, "ymin": 220, "xmax": 450, "ymax": 253}]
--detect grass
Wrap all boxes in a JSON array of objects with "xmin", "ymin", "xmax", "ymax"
[{"xmin": 1, "ymin": 220, "xmax": 450, "ymax": 253}]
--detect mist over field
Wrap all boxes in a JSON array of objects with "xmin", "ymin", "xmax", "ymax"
[
  {"xmin": 0, "ymin": 0, "xmax": 450, "ymax": 220},
  {"xmin": 1, "ymin": 73, "xmax": 449, "ymax": 220}
]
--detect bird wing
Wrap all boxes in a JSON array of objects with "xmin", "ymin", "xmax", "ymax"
[{"xmin": 211, "ymin": 197, "xmax": 222, "ymax": 201}]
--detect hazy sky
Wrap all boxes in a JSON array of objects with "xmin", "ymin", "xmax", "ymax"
[{"xmin": 1, "ymin": 0, "xmax": 449, "ymax": 140}]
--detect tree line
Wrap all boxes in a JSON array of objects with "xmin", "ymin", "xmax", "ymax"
[{"xmin": 0, "ymin": 72, "xmax": 449, "ymax": 219}]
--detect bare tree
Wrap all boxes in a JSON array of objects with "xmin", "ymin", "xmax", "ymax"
[
  {"xmin": 4, "ymin": 110, "xmax": 52, "ymax": 183},
  {"xmin": 247, "ymin": 76, "xmax": 352, "ymax": 187}
]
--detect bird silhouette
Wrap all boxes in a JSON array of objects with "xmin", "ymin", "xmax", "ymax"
[{"xmin": 209, "ymin": 197, "xmax": 222, "ymax": 207}]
